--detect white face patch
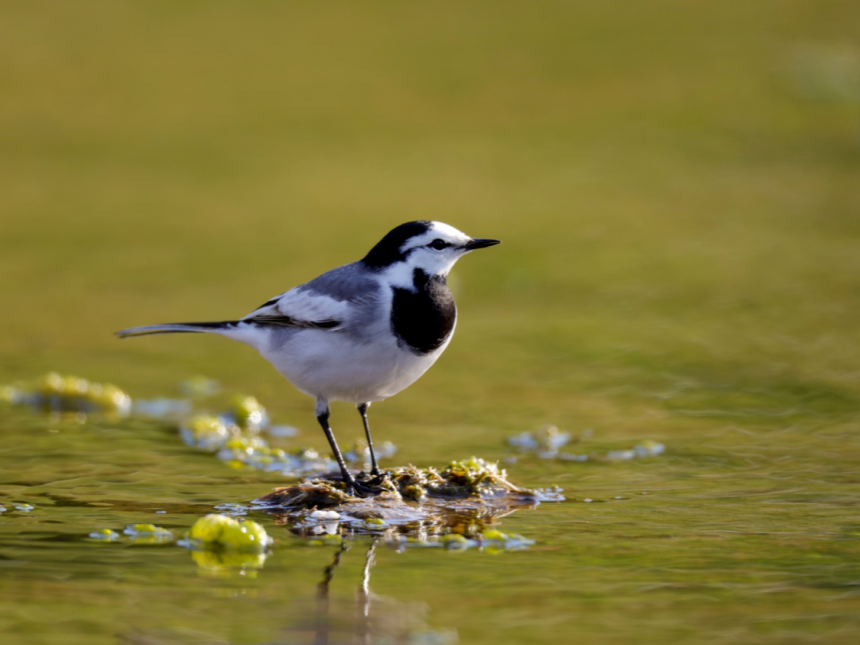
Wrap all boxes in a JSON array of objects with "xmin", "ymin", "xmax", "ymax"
[
  {"xmin": 383, "ymin": 261, "xmax": 421, "ymax": 289},
  {"xmin": 398, "ymin": 222, "xmax": 472, "ymax": 255},
  {"xmin": 381, "ymin": 222, "xmax": 477, "ymax": 287}
]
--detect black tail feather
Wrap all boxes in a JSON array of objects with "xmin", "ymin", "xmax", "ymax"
[{"xmin": 115, "ymin": 321, "xmax": 241, "ymax": 338}]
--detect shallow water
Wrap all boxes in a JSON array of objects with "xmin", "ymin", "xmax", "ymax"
[{"xmin": 2, "ymin": 390, "xmax": 859, "ymax": 645}]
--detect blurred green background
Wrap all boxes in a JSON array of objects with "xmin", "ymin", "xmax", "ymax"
[{"xmin": 1, "ymin": 0, "xmax": 859, "ymax": 456}]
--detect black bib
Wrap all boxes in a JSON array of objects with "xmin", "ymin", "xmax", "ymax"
[{"xmin": 390, "ymin": 269, "xmax": 456, "ymax": 355}]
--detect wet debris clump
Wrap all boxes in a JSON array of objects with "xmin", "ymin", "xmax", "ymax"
[
  {"xmin": 257, "ymin": 457, "xmax": 529, "ymax": 509},
  {"xmin": 434, "ymin": 457, "xmax": 525, "ymax": 497},
  {"xmin": 258, "ymin": 481, "xmax": 353, "ymax": 510},
  {"xmin": 253, "ymin": 457, "xmax": 562, "ymax": 532}
]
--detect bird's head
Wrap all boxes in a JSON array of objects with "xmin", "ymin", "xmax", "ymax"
[{"xmin": 362, "ymin": 221, "xmax": 500, "ymax": 281}]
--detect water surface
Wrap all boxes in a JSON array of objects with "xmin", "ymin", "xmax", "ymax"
[{"xmin": 2, "ymin": 393, "xmax": 858, "ymax": 645}]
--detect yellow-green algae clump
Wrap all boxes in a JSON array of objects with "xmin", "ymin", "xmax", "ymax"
[
  {"xmin": 180, "ymin": 411, "xmax": 331, "ymax": 475},
  {"xmin": 123, "ymin": 523, "xmax": 174, "ymax": 544},
  {"xmin": 230, "ymin": 394, "xmax": 267, "ymax": 429},
  {"xmin": 88, "ymin": 528, "xmax": 120, "ymax": 541},
  {"xmin": 0, "ymin": 372, "xmax": 131, "ymax": 415},
  {"xmin": 182, "ymin": 514, "xmax": 272, "ymax": 576},
  {"xmin": 185, "ymin": 514, "xmax": 271, "ymax": 552}
]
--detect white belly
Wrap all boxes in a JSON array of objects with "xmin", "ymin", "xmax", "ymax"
[{"xmin": 259, "ymin": 327, "xmax": 451, "ymax": 404}]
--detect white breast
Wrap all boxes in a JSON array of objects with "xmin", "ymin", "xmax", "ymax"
[{"xmin": 259, "ymin": 325, "xmax": 453, "ymax": 403}]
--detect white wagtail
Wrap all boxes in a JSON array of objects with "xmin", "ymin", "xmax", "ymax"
[{"xmin": 117, "ymin": 221, "xmax": 500, "ymax": 495}]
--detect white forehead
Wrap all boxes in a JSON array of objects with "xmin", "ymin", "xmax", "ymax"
[{"xmin": 400, "ymin": 221, "xmax": 471, "ymax": 252}]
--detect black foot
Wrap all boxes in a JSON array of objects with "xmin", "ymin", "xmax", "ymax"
[
  {"xmin": 346, "ymin": 478, "xmax": 381, "ymax": 498},
  {"xmin": 358, "ymin": 471, "xmax": 386, "ymax": 487}
]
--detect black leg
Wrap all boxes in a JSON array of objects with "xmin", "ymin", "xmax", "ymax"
[
  {"xmin": 316, "ymin": 398, "xmax": 377, "ymax": 497},
  {"xmin": 356, "ymin": 402, "xmax": 380, "ymax": 476},
  {"xmin": 316, "ymin": 405, "xmax": 354, "ymax": 484}
]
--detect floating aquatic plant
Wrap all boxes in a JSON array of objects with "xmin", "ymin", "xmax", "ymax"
[
  {"xmin": 83, "ymin": 517, "xmax": 272, "ymax": 575},
  {"xmin": 2, "ymin": 374, "xmax": 557, "ymax": 546},
  {"xmin": 180, "ymin": 515, "xmax": 271, "ymax": 575},
  {"xmin": 508, "ymin": 425, "xmax": 573, "ymax": 457},
  {"xmin": 180, "ymin": 411, "xmax": 337, "ymax": 476},
  {"xmin": 0, "ymin": 385, "xmax": 21, "ymax": 405},
  {"xmin": 605, "ymin": 440, "xmax": 665, "ymax": 461},
  {"xmin": 183, "ymin": 514, "xmax": 272, "ymax": 553},
  {"xmin": 88, "ymin": 529, "xmax": 120, "ymax": 541},
  {"xmin": 123, "ymin": 523, "xmax": 174, "ymax": 544},
  {"xmin": 229, "ymin": 394, "xmax": 268, "ymax": 429},
  {"xmin": 508, "ymin": 426, "xmax": 665, "ymax": 463},
  {"xmin": 178, "ymin": 396, "xmax": 392, "ymax": 478},
  {"xmin": 181, "ymin": 414, "xmax": 232, "ymax": 452},
  {"xmin": 1, "ymin": 374, "xmax": 400, "ymax": 481},
  {"xmin": 180, "ymin": 516, "xmax": 271, "ymax": 573},
  {"xmin": 0, "ymin": 373, "xmax": 132, "ymax": 416}
]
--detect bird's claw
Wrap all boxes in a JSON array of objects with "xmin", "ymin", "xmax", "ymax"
[
  {"xmin": 346, "ymin": 478, "xmax": 381, "ymax": 498},
  {"xmin": 361, "ymin": 471, "xmax": 386, "ymax": 487}
]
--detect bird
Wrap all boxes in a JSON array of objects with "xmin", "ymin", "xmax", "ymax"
[{"xmin": 116, "ymin": 221, "xmax": 500, "ymax": 495}]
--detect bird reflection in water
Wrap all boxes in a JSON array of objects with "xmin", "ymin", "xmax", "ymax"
[{"xmin": 306, "ymin": 538, "xmax": 457, "ymax": 645}]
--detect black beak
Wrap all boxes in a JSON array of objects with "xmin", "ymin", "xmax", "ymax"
[{"xmin": 464, "ymin": 238, "xmax": 501, "ymax": 251}]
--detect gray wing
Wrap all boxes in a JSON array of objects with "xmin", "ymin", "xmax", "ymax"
[{"xmin": 243, "ymin": 262, "xmax": 381, "ymax": 329}]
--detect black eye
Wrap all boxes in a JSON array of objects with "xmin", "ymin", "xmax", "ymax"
[{"xmin": 429, "ymin": 239, "xmax": 449, "ymax": 251}]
